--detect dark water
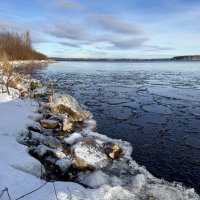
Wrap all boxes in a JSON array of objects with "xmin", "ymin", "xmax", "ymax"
[{"xmin": 32, "ymin": 61, "xmax": 200, "ymax": 194}]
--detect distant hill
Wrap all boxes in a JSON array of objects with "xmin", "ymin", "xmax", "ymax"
[
  {"xmin": 51, "ymin": 56, "xmax": 200, "ymax": 62},
  {"xmin": 51, "ymin": 57, "xmax": 170, "ymax": 62},
  {"xmin": 172, "ymin": 55, "xmax": 200, "ymax": 60}
]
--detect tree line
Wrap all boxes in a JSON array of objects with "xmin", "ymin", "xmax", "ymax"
[{"xmin": 0, "ymin": 30, "xmax": 48, "ymax": 60}]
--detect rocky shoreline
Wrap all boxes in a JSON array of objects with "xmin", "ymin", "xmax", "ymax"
[
  {"xmin": 0, "ymin": 59, "xmax": 54, "ymax": 68},
  {"xmin": 4, "ymin": 66, "xmax": 123, "ymax": 186}
]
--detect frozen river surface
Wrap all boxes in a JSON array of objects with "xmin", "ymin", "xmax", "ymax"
[{"xmin": 33, "ymin": 61, "xmax": 200, "ymax": 194}]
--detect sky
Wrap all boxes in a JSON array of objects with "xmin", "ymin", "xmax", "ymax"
[{"xmin": 0, "ymin": 0, "xmax": 200, "ymax": 58}]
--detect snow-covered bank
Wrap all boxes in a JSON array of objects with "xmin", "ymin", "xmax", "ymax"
[
  {"xmin": 0, "ymin": 91, "xmax": 133, "ymax": 199},
  {"xmin": 0, "ymin": 60, "xmax": 54, "ymax": 68},
  {"xmin": 0, "ymin": 89, "xmax": 200, "ymax": 198},
  {"xmin": 0, "ymin": 91, "xmax": 90, "ymax": 200}
]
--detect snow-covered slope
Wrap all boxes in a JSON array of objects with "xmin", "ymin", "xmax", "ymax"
[{"xmin": 0, "ymin": 91, "xmax": 133, "ymax": 200}]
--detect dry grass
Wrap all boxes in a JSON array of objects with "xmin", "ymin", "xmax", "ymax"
[{"xmin": 0, "ymin": 51, "xmax": 14, "ymax": 94}]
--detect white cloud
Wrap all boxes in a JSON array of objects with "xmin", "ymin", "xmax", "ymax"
[
  {"xmin": 88, "ymin": 14, "xmax": 145, "ymax": 35},
  {"xmin": 49, "ymin": 0, "xmax": 85, "ymax": 10}
]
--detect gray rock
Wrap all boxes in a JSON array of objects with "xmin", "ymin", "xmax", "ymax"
[
  {"xmin": 32, "ymin": 144, "xmax": 66, "ymax": 159},
  {"xmin": 28, "ymin": 123, "xmax": 42, "ymax": 133},
  {"xmin": 43, "ymin": 136, "xmax": 62, "ymax": 149}
]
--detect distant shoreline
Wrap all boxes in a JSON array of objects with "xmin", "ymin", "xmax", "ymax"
[{"xmin": 51, "ymin": 56, "xmax": 200, "ymax": 62}]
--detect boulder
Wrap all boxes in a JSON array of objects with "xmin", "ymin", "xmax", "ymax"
[
  {"xmin": 31, "ymin": 131, "xmax": 62, "ymax": 149},
  {"xmin": 147, "ymin": 196, "xmax": 160, "ymax": 200},
  {"xmin": 28, "ymin": 123, "xmax": 43, "ymax": 133},
  {"xmin": 103, "ymin": 143, "xmax": 123, "ymax": 160},
  {"xmin": 49, "ymin": 95, "xmax": 91, "ymax": 122},
  {"xmin": 30, "ymin": 145, "xmax": 52, "ymax": 158},
  {"xmin": 30, "ymin": 144, "xmax": 66, "ymax": 159},
  {"xmin": 40, "ymin": 119, "xmax": 60, "ymax": 129},
  {"xmin": 71, "ymin": 138, "xmax": 110, "ymax": 170},
  {"xmin": 31, "ymin": 131, "xmax": 45, "ymax": 143},
  {"xmin": 43, "ymin": 136, "xmax": 62, "ymax": 149}
]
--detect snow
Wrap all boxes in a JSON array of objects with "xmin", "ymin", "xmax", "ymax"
[
  {"xmin": 78, "ymin": 170, "xmax": 122, "ymax": 188},
  {"xmin": 83, "ymin": 119, "xmax": 97, "ymax": 131},
  {"xmin": 80, "ymin": 171, "xmax": 110, "ymax": 188},
  {"xmin": 0, "ymin": 90, "xmax": 200, "ymax": 200},
  {"xmin": 64, "ymin": 132, "xmax": 83, "ymax": 145}
]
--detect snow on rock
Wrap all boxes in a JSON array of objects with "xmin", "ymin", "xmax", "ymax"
[
  {"xmin": 71, "ymin": 138, "xmax": 111, "ymax": 170},
  {"xmin": 64, "ymin": 132, "xmax": 83, "ymax": 145},
  {"xmin": 55, "ymin": 158, "xmax": 72, "ymax": 174},
  {"xmin": 31, "ymin": 131, "xmax": 46, "ymax": 142}
]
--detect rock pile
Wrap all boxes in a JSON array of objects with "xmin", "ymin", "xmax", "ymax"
[
  {"xmin": 9, "ymin": 74, "xmax": 44, "ymax": 97},
  {"xmin": 24, "ymin": 91, "xmax": 122, "ymax": 182}
]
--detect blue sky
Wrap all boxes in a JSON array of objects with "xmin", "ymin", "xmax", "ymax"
[{"xmin": 0, "ymin": 0, "xmax": 200, "ymax": 58}]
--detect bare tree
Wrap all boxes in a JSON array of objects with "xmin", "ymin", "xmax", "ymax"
[
  {"xmin": 0, "ymin": 30, "xmax": 47, "ymax": 60},
  {"xmin": 24, "ymin": 31, "xmax": 31, "ymax": 48}
]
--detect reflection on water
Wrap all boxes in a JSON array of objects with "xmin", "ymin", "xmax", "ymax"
[{"xmin": 32, "ymin": 61, "xmax": 200, "ymax": 193}]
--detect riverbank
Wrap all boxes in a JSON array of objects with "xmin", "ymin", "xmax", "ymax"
[
  {"xmin": 0, "ymin": 59, "xmax": 54, "ymax": 67},
  {"xmin": 0, "ymin": 67, "xmax": 200, "ymax": 200}
]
